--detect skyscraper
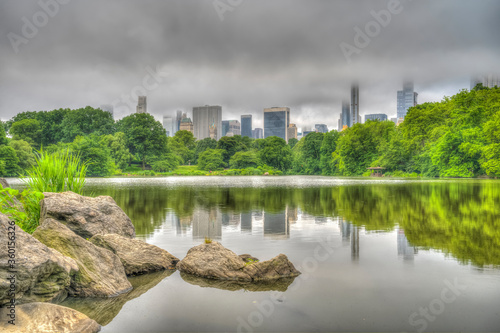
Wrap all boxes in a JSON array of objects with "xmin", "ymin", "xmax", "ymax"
[
  {"xmin": 176, "ymin": 110, "xmax": 183, "ymax": 132},
  {"xmin": 252, "ymin": 128, "xmax": 263, "ymax": 139},
  {"xmin": 221, "ymin": 120, "xmax": 229, "ymax": 137},
  {"xmin": 397, "ymin": 81, "xmax": 418, "ymax": 119},
  {"xmin": 136, "ymin": 96, "xmax": 147, "ymax": 113},
  {"xmin": 263, "ymin": 107, "xmax": 290, "ymax": 141},
  {"xmin": 241, "ymin": 115, "xmax": 252, "ymax": 138},
  {"xmin": 365, "ymin": 114, "xmax": 388, "ymax": 122},
  {"xmin": 350, "ymin": 84, "xmax": 359, "ymax": 126},
  {"xmin": 470, "ymin": 74, "xmax": 499, "ymax": 89},
  {"xmin": 227, "ymin": 120, "xmax": 241, "ymax": 136},
  {"xmin": 193, "ymin": 105, "xmax": 222, "ymax": 140},
  {"xmin": 179, "ymin": 113, "xmax": 193, "ymax": 133},
  {"xmin": 162, "ymin": 116, "xmax": 176, "ymax": 137},
  {"xmin": 315, "ymin": 124, "xmax": 328, "ymax": 133},
  {"xmin": 341, "ymin": 100, "xmax": 351, "ymax": 128},
  {"xmin": 287, "ymin": 124, "xmax": 297, "ymax": 141}
]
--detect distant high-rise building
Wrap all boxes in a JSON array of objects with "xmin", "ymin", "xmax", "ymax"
[
  {"xmin": 287, "ymin": 124, "xmax": 298, "ymax": 142},
  {"xmin": 136, "ymin": 96, "xmax": 147, "ymax": 113},
  {"xmin": 226, "ymin": 120, "xmax": 241, "ymax": 136},
  {"xmin": 351, "ymin": 84, "xmax": 359, "ymax": 126},
  {"xmin": 365, "ymin": 114, "xmax": 388, "ymax": 122},
  {"xmin": 397, "ymin": 81, "xmax": 418, "ymax": 119},
  {"xmin": 179, "ymin": 113, "xmax": 193, "ymax": 133},
  {"xmin": 315, "ymin": 124, "xmax": 328, "ymax": 133},
  {"xmin": 193, "ymin": 105, "xmax": 222, "ymax": 140},
  {"xmin": 252, "ymin": 128, "xmax": 263, "ymax": 139},
  {"xmin": 341, "ymin": 100, "xmax": 351, "ymax": 128},
  {"xmin": 176, "ymin": 110, "xmax": 183, "ymax": 132},
  {"xmin": 163, "ymin": 116, "xmax": 176, "ymax": 137},
  {"xmin": 470, "ymin": 74, "xmax": 499, "ymax": 90},
  {"xmin": 302, "ymin": 130, "xmax": 313, "ymax": 137},
  {"xmin": 390, "ymin": 117, "xmax": 397, "ymax": 124},
  {"xmin": 221, "ymin": 121, "xmax": 229, "ymax": 137},
  {"xmin": 100, "ymin": 104, "xmax": 114, "ymax": 118},
  {"xmin": 264, "ymin": 107, "xmax": 290, "ymax": 141},
  {"xmin": 241, "ymin": 115, "xmax": 252, "ymax": 138}
]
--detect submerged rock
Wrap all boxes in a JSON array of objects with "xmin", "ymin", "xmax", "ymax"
[
  {"xmin": 0, "ymin": 213, "xmax": 78, "ymax": 306},
  {"xmin": 176, "ymin": 242, "xmax": 300, "ymax": 282},
  {"xmin": 90, "ymin": 234, "xmax": 180, "ymax": 275},
  {"xmin": 0, "ymin": 302, "xmax": 101, "ymax": 333},
  {"xmin": 40, "ymin": 191, "xmax": 135, "ymax": 239},
  {"xmin": 33, "ymin": 219, "xmax": 132, "ymax": 297}
]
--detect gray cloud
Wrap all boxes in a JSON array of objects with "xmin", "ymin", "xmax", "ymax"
[{"xmin": 1, "ymin": 0, "xmax": 499, "ymax": 131}]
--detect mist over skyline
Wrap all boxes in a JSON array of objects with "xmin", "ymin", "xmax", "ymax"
[{"xmin": 1, "ymin": 0, "xmax": 499, "ymax": 131}]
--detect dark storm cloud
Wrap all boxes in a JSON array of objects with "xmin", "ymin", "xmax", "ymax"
[{"xmin": 0, "ymin": 0, "xmax": 499, "ymax": 130}]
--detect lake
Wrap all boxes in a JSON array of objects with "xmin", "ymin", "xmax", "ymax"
[{"xmin": 8, "ymin": 176, "xmax": 500, "ymax": 332}]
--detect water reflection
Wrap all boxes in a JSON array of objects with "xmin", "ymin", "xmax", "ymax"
[
  {"xmin": 180, "ymin": 272, "xmax": 296, "ymax": 292},
  {"xmin": 83, "ymin": 180, "xmax": 500, "ymax": 267},
  {"xmin": 57, "ymin": 270, "xmax": 174, "ymax": 325}
]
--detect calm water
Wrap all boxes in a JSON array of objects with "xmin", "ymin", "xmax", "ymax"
[{"xmin": 8, "ymin": 176, "xmax": 500, "ymax": 332}]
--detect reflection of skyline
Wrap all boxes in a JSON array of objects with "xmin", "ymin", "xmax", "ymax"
[
  {"xmin": 264, "ymin": 206, "xmax": 291, "ymax": 239},
  {"xmin": 192, "ymin": 207, "xmax": 222, "ymax": 240},
  {"xmin": 241, "ymin": 213, "xmax": 252, "ymax": 232},
  {"xmin": 397, "ymin": 228, "xmax": 418, "ymax": 260},
  {"xmin": 339, "ymin": 219, "xmax": 359, "ymax": 260}
]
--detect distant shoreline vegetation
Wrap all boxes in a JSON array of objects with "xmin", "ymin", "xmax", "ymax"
[{"xmin": 1, "ymin": 86, "xmax": 499, "ymax": 179}]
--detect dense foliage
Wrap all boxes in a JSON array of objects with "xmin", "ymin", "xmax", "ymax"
[{"xmin": 0, "ymin": 87, "xmax": 499, "ymax": 177}]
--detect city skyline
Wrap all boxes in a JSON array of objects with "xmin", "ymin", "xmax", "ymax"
[{"xmin": 1, "ymin": 1, "xmax": 498, "ymax": 131}]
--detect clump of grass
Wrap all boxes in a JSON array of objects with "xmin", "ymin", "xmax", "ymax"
[
  {"xmin": 0, "ymin": 185, "xmax": 44, "ymax": 234},
  {"xmin": 23, "ymin": 148, "xmax": 88, "ymax": 194},
  {"xmin": 244, "ymin": 258, "xmax": 259, "ymax": 266},
  {"xmin": 204, "ymin": 237, "xmax": 212, "ymax": 244}
]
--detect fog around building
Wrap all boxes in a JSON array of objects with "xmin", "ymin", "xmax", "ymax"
[{"xmin": 0, "ymin": 0, "xmax": 499, "ymax": 131}]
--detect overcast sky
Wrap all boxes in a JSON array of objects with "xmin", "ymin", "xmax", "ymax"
[{"xmin": 1, "ymin": 0, "xmax": 499, "ymax": 131}]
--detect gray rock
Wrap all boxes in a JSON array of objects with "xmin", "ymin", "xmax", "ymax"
[
  {"xmin": 0, "ymin": 302, "xmax": 101, "ymax": 333},
  {"xmin": 40, "ymin": 191, "xmax": 135, "ymax": 239},
  {"xmin": 33, "ymin": 218, "xmax": 132, "ymax": 297},
  {"xmin": 176, "ymin": 242, "xmax": 301, "ymax": 282},
  {"xmin": 90, "ymin": 234, "xmax": 180, "ymax": 275},
  {"xmin": 0, "ymin": 213, "xmax": 78, "ymax": 306}
]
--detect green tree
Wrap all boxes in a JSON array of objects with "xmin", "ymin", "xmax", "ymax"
[
  {"xmin": 71, "ymin": 135, "xmax": 113, "ymax": 176},
  {"xmin": 0, "ymin": 123, "xmax": 8, "ymax": 146},
  {"xmin": 0, "ymin": 146, "xmax": 20, "ymax": 176},
  {"xmin": 9, "ymin": 119, "xmax": 42, "ymax": 148},
  {"xmin": 229, "ymin": 150, "xmax": 261, "ymax": 169},
  {"xmin": 61, "ymin": 107, "xmax": 115, "ymax": 142},
  {"xmin": 258, "ymin": 136, "xmax": 292, "ymax": 171},
  {"xmin": 194, "ymin": 138, "xmax": 218, "ymax": 163},
  {"xmin": 217, "ymin": 136, "xmax": 248, "ymax": 164},
  {"xmin": 117, "ymin": 113, "xmax": 168, "ymax": 169},
  {"xmin": 100, "ymin": 132, "xmax": 132, "ymax": 169},
  {"xmin": 288, "ymin": 138, "xmax": 298, "ymax": 149},
  {"xmin": 319, "ymin": 130, "xmax": 341, "ymax": 175},
  {"xmin": 9, "ymin": 140, "xmax": 36, "ymax": 173},
  {"xmin": 198, "ymin": 149, "xmax": 226, "ymax": 171}
]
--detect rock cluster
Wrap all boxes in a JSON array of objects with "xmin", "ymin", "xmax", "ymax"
[{"xmin": 176, "ymin": 242, "xmax": 300, "ymax": 282}]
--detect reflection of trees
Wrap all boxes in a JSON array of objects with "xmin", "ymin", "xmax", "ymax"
[{"xmin": 85, "ymin": 181, "xmax": 500, "ymax": 267}]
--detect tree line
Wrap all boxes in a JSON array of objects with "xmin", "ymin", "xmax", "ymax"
[{"xmin": 1, "ymin": 86, "xmax": 499, "ymax": 177}]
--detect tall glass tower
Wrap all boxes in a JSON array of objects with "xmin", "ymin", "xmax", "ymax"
[{"xmin": 397, "ymin": 81, "xmax": 418, "ymax": 119}]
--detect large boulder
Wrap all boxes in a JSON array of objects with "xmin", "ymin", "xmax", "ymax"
[
  {"xmin": 0, "ymin": 213, "xmax": 78, "ymax": 306},
  {"xmin": 176, "ymin": 242, "xmax": 301, "ymax": 282},
  {"xmin": 0, "ymin": 302, "xmax": 101, "ymax": 333},
  {"xmin": 90, "ymin": 234, "xmax": 180, "ymax": 275},
  {"xmin": 33, "ymin": 218, "xmax": 132, "ymax": 297},
  {"xmin": 40, "ymin": 191, "xmax": 135, "ymax": 239}
]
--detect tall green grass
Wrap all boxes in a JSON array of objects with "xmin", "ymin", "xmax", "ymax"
[{"xmin": 23, "ymin": 149, "xmax": 88, "ymax": 194}]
